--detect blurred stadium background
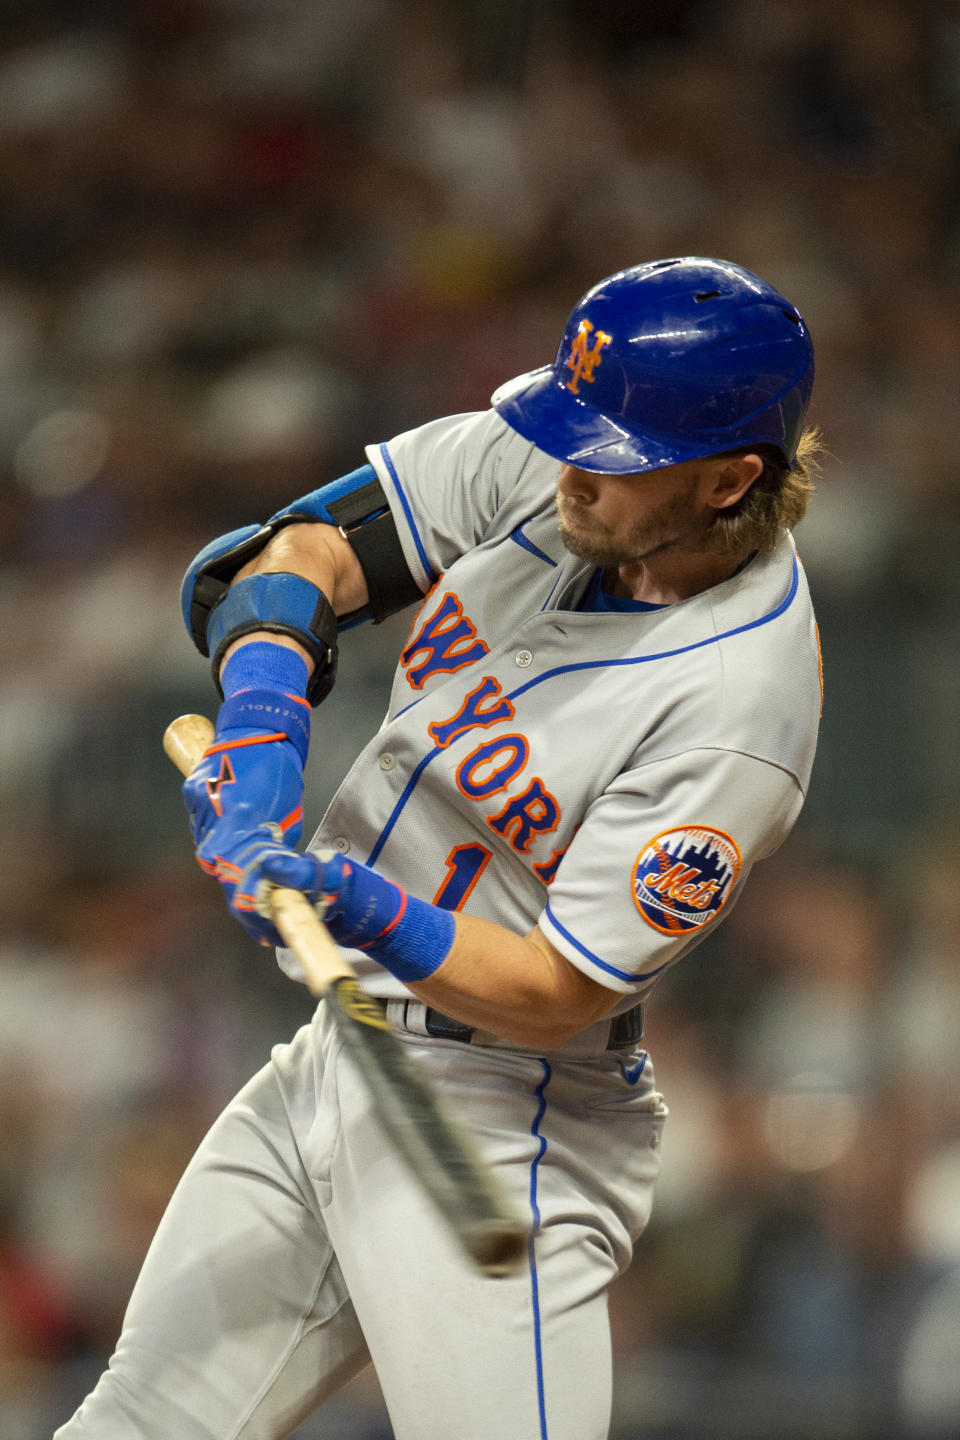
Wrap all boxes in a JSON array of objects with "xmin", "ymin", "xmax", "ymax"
[{"xmin": 1, "ymin": 2, "xmax": 959, "ymax": 1436}]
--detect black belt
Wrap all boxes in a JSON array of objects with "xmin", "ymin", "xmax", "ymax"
[{"xmin": 420, "ymin": 1000, "xmax": 644, "ymax": 1050}]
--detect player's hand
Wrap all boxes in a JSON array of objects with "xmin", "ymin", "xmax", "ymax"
[
  {"xmin": 254, "ymin": 845, "xmax": 455, "ymax": 983},
  {"xmin": 258, "ymin": 847, "xmax": 407, "ymax": 952},
  {"xmin": 183, "ymin": 731, "xmax": 306, "ymax": 945}
]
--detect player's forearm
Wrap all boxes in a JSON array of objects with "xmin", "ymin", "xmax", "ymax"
[
  {"xmin": 222, "ymin": 521, "xmax": 369, "ymax": 674},
  {"xmin": 258, "ymin": 848, "xmax": 618, "ymax": 1048},
  {"xmin": 407, "ymin": 916, "xmax": 617, "ymax": 1050}
]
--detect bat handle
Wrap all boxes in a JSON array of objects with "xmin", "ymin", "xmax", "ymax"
[{"xmin": 162, "ymin": 713, "xmax": 353, "ymax": 995}]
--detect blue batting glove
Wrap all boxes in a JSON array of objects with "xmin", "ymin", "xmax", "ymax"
[
  {"xmin": 259, "ymin": 848, "xmax": 405, "ymax": 950},
  {"xmin": 183, "ymin": 685, "xmax": 311, "ymax": 945},
  {"xmin": 259, "ymin": 848, "xmax": 456, "ymax": 983}
]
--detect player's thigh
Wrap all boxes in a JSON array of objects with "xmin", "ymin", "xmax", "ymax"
[
  {"xmin": 364, "ymin": 1221, "xmax": 613, "ymax": 1440},
  {"xmin": 56, "ymin": 1025, "xmax": 369, "ymax": 1440},
  {"xmin": 351, "ymin": 1214, "xmax": 615, "ymax": 1440}
]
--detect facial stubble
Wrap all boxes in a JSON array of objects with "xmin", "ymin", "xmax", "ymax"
[{"xmin": 555, "ymin": 479, "xmax": 702, "ymax": 569}]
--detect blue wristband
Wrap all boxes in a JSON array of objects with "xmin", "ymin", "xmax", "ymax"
[
  {"xmin": 320, "ymin": 858, "xmax": 457, "ymax": 983},
  {"xmin": 363, "ymin": 893, "xmax": 457, "ymax": 983},
  {"xmin": 215, "ymin": 641, "xmax": 312, "ymax": 763},
  {"xmin": 221, "ymin": 641, "xmax": 309, "ymax": 698},
  {"xmin": 258, "ymin": 845, "xmax": 457, "ymax": 983}
]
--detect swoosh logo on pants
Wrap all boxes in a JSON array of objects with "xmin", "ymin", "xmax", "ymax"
[{"xmin": 622, "ymin": 1054, "xmax": 648, "ymax": 1086}]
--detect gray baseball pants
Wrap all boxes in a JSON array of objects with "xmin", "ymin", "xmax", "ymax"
[{"xmin": 55, "ymin": 1000, "xmax": 666, "ymax": 1440}]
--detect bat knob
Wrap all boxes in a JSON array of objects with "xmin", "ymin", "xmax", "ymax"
[{"xmin": 163, "ymin": 713, "xmax": 215, "ymax": 776}]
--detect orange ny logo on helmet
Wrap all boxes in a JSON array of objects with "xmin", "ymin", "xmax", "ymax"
[{"xmin": 564, "ymin": 319, "xmax": 611, "ymax": 394}]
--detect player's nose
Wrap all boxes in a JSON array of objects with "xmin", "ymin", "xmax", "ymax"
[{"xmin": 558, "ymin": 464, "xmax": 598, "ymax": 502}]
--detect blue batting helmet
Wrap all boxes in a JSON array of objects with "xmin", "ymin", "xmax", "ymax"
[{"xmin": 491, "ymin": 257, "xmax": 814, "ymax": 474}]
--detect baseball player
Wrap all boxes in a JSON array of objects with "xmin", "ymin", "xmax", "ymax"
[{"xmin": 57, "ymin": 257, "xmax": 821, "ymax": 1440}]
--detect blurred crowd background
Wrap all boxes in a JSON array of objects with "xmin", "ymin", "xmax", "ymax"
[{"xmin": 1, "ymin": 1, "xmax": 959, "ymax": 1437}]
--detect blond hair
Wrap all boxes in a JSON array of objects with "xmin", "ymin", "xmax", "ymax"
[{"xmin": 705, "ymin": 427, "xmax": 825, "ymax": 557}]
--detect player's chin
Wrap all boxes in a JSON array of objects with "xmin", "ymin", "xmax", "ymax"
[
  {"xmin": 559, "ymin": 522, "xmax": 616, "ymax": 567},
  {"xmin": 558, "ymin": 527, "xmax": 591, "ymax": 560},
  {"xmin": 559, "ymin": 509, "xmax": 594, "ymax": 544}
]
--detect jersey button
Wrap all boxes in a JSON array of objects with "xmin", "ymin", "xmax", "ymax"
[
  {"xmin": 514, "ymin": 649, "xmax": 534, "ymax": 668},
  {"xmin": 332, "ymin": 836, "xmax": 351, "ymax": 853},
  {"xmin": 379, "ymin": 753, "xmax": 396, "ymax": 771}
]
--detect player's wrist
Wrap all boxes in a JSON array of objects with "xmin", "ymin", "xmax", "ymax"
[
  {"xmin": 213, "ymin": 641, "xmax": 312, "ymax": 764},
  {"xmin": 364, "ymin": 892, "xmax": 456, "ymax": 982},
  {"xmin": 220, "ymin": 640, "xmax": 309, "ymax": 699},
  {"xmin": 260, "ymin": 850, "xmax": 457, "ymax": 982},
  {"xmin": 326, "ymin": 875, "xmax": 456, "ymax": 982},
  {"xmin": 207, "ymin": 572, "xmax": 338, "ymax": 705}
]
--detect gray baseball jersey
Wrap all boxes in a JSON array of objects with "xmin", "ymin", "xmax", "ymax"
[
  {"xmin": 58, "ymin": 408, "xmax": 820, "ymax": 1440},
  {"xmin": 283, "ymin": 407, "xmax": 820, "ymax": 1013}
]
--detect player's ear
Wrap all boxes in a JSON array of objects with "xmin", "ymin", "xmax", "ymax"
[{"xmin": 703, "ymin": 453, "xmax": 763, "ymax": 512}]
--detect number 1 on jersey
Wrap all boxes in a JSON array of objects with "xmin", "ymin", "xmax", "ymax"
[{"xmin": 433, "ymin": 843, "xmax": 493, "ymax": 911}]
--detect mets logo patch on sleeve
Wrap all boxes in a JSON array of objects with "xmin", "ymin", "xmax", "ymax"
[{"xmin": 632, "ymin": 826, "xmax": 742, "ymax": 935}]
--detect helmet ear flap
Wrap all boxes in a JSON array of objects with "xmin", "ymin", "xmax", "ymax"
[{"xmin": 492, "ymin": 257, "xmax": 814, "ymax": 475}]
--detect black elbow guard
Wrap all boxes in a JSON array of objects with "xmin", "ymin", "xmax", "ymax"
[
  {"xmin": 181, "ymin": 527, "xmax": 339, "ymax": 704},
  {"xmin": 206, "ymin": 572, "xmax": 339, "ymax": 705}
]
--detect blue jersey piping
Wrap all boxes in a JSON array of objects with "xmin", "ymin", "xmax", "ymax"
[
  {"xmin": 363, "ymin": 555, "xmax": 801, "ymax": 872},
  {"xmin": 510, "ymin": 525, "xmax": 558, "ymax": 567},
  {"xmin": 540, "ymin": 569, "xmax": 566, "ymax": 611},
  {"xmin": 367, "ymin": 749, "xmax": 438, "ymax": 866},
  {"xmin": 543, "ymin": 901, "xmax": 674, "ymax": 983},
  {"xmin": 529, "ymin": 1059, "xmax": 552, "ymax": 1440},
  {"xmin": 377, "ymin": 442, "xmax": 435, "ymax": 587},
  {"xmin": 512, "ymin": 554, "xmax": 799, "ymax": 703}
]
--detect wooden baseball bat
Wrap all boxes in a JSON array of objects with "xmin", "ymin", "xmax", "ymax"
[{"xmin": 164, "ymin": 713, "xmax": 527, "ymax": 1277}]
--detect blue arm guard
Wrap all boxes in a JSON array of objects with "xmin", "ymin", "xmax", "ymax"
[
  {"xmin": 181, "ymin": 523, "xmax": 267, "ymax": 656},
  {"xmin": 266, "ymin": 464, "xmax": 385, "ymax": 530},
  {"xmin": 180, "ymin": 464, "xmax": 421, "ymax": 689}
]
